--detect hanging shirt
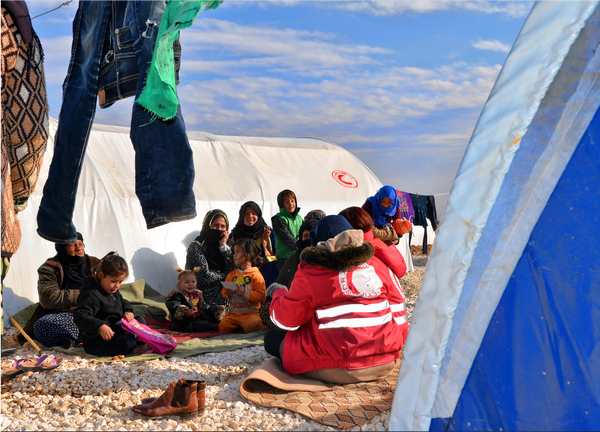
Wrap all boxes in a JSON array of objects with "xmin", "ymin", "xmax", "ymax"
[{"xmin": 397, "ymin": 191, "xmax": 415, "ymax": 223}]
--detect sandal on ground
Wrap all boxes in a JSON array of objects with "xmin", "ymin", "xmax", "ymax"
[
  {"xmin": 20, "ymin": 354, "xmax": 64, "ymax": 372},
  {"xmin": 1, "ymin": 359, "xmax": 28, "ymax": 380}
]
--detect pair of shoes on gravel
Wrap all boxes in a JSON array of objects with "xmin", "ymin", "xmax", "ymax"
[{"xmin": 1, "ymin": 354, "xmax": 64, "ymax": 380}]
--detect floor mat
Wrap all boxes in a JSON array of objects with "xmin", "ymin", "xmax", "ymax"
[
  {"xmin": 143, "ymin": 316, "xmax": 241, "ymax": 342},
  {"xmin": 240, "ymin": 358, "xmax": 400, "ymax": 430},
  {"xmin": 167, "ymin": 330, "xmax": 267, "ymax": 358}
]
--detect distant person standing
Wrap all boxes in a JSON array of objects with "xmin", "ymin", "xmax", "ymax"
[
  {"xmin": 271, "ymin": 190, "xmax": 303, "ymax": 272},
  {"xmin": 1, "ymin": 1, "xmax": 49, "ymax": 344}
]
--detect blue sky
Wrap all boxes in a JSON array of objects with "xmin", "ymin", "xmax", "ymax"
[{"xmin": 28, "ymin": 0, "xmax": 533, "ymax": 214}]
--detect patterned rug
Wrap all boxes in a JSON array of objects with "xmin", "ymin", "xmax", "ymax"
[
  {"xmin": 143, "ymin": 316, "xmax": 241, "ymax": 342},
  {"xmin": 240, "ymin": 359, "xmax": 400, "ymax": 430}
]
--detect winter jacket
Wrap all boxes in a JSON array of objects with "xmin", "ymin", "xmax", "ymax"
[
  {"xmin": 364, "ymin": 231, "xmax": 409, "ymax": 332},
  {"xmin": 165, "ymin": 286, "xmax": 210, "ymax": 332},
  {"xmin": 272, "ymin": 209, "xmax": 302, "ymax": 260},
  {"xmin": 20, "ymin": 254, "xmax": 100, "ymax": 340},
  {"xmin": 276, "ymin": 250, "xmax": 300, "ymax": 288},
  {"xmin": 37, "ymin": 255, "xmax": 100, "ymax": 310},
  {"xmin": 270, "ymin": 230, "xmax": 407, "ymax": 375},
  {"xmin": 73, "ymin": 277, "xmax": 134, "ymax": 343}
]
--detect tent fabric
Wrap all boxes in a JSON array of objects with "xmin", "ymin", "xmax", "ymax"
[
  {"xmin": 390, "ymin": 2, "xmax": 600, "ymax": 431},
  {"xmin": 2, "ymin": 120, "xmax": 382, "ymax": 323},
  {"xmin": 437, "ymin": 104, "xmax": 600, "ymax": 431}
]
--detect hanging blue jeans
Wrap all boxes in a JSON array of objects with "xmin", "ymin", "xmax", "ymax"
[{"xmin": 37, "ymin": 0, "xmax": 196, "ymax": 244}]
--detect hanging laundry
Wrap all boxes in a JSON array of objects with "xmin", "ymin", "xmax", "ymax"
[
  {"xmin": 427, "ymin": 195, "xmax": 438, "ymax": 231},
  {"xmin": 397, "ymin": 190, "xmax": 415, "ymax": 223},
  {"xmin": 36, "ymin": 0, "xmax": 204, "ymax": 243},
  {"xmin": 137, "ymin": 0, "xmax": 222, "ymax": 121},
  {"xmin": 1, "ymin": 1, "xmax": 50, "ymax": 334},
  {"xmin": 410, "ymin": 193, "xmax": 438, "ymax": 254}
]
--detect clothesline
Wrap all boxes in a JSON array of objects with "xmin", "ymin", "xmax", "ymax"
[{"xmin": 32, "ymin": 0, "xmax": 73, "ymax": 20}]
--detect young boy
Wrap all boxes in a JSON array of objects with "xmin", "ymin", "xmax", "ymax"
[{"xmin": 271, "ymin": 189, "xmax": 303, "ymax": 272}]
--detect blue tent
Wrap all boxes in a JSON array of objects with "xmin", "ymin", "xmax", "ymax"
[{"xmin": 390, "ymin": 2, "xmax": 600, "ymax": 430}]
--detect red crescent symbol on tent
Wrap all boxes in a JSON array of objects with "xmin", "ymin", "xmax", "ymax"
[{"xmin": 332, "ymin": 170, "xmax": 358, "ymax": 188}]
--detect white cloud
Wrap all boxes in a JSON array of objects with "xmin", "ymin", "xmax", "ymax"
[
  {"xmin": 331, "ymin": 1, "xmax": 532, "ymax": 18},
  {"xmin": 472, "ymin": 39, "xmax": 511, "ymax": 52},
  {"xmin": 176, "ymin": 18, "xmax": 503, "ymax": 137},
  {"xmin": 181, "ymin": 19, "xmax": 392, "ymax": 77}
]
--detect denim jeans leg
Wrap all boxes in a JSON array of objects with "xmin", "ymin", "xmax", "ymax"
[
  {"xmin": 36, "ymin": 1, "xmax": 111, "ymax": 243},
  {"xmin": 129, "ymin": 0, "xmax": 196, "ymax": 229}
]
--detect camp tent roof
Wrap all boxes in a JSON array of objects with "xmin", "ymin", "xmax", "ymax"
[
  {"xmin": 3, "ymin": 119, "xmax": 384, "ymax": 318},
  {"xmin": 390, "ymin": 2, "xmax": 600, "ymax": 430}
]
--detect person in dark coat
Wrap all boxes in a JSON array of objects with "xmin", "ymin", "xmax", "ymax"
[
  {"xmin": 74, "ymin": 254, "xmax": 144, "ymax": 357},
  {"xmin": 22, "ymin": 232, "xmax": 100, "ymax": 348}
]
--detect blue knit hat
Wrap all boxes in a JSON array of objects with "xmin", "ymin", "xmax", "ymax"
[{"xmin": 310, "ymin": 215, "xmax": 354, "ymax": 246}]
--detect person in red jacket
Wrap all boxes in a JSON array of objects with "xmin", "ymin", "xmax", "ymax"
[
  {"xmin": 339, "ymin": 206, "xmax": 408, "ymax": 331},
  {"xmin": 266, "ymin": 215, "xmax": 407, "ymax": 384}
]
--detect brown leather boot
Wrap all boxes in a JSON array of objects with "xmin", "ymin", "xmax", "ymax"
[
  {"xmin": 132, "ymin": 378, "xmax": 198, "ymax": 418},
  {"xmin": 141, "ymin": 379, "xmax": 206, "ymax": 415}
]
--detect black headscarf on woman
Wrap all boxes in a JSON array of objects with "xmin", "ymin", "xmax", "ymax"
[
  {"xmin": 55, "ymin": 232, "xmax": 90, "ymax": 290},
  {"xmin": 195, "ymin": 209, "xmax": 229, "ymax": 273},
  {"xmin": 231, "ymin": 201, "xmax": 268, "ymax": 241}
]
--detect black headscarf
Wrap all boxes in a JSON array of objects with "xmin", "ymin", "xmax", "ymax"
[
  {"xmin": 55, "ymin": 232, "xmax": 89, "ymax": 290},
  {"xmin": 231, "ymin": 201, "xmax": 268, "ymax": 241},
  {"xmin": 296, "ymin": 218, "xmax": 320, "ymax": 255},
  {"xmin": 196, "ymin": 209, "xmax": 229, "ymax": 273}
]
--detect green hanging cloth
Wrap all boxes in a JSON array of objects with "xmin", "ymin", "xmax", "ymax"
[{"xmin": 137, "ymin": 0, "xmax": 222, "ymax": 121}]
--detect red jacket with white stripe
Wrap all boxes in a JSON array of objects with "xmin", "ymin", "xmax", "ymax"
[
  {"xmin": 270, "ymin": 230, "xmax": 407, "ymax": 375},
  {"xmin": 365, "ymin": 231, "xmax": 409, "ymax": 341}
]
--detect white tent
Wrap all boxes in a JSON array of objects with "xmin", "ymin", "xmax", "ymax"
[{"xmin": 4, "ymin": 118, "xmax": 414, "ymax": 322}]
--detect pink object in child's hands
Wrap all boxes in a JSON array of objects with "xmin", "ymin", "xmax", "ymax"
[{"xmin": 121, "ymin": 318, "xmax": 177, "ymax": 355}]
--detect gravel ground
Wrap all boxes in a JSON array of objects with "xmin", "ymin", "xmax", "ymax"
[{"xmin": 0, "ymin": 253, "xmax": 427, "ymax": 432}]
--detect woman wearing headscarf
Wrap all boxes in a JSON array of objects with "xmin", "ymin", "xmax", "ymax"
[
  {"xmin": 265, "ymin": 216, "xmax": 407, "ymax": 384},
  {"xmin": 362, "ymin": 185, "xmax": 402, "ymax": 246},
  {"xmin": 21, "ymin": 233, "xmax": 100, "ymax": 348},
  {"xmin": 230, "ymin": 201, "xmax": 277, "ymax": 286},
  {"xmin": 185, "ymin": 210, "xmax": 233, "ymax": 322}
]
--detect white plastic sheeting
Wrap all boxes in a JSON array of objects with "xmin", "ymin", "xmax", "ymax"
[
  {"xmin": 3, "ymin": 119, "xmax": 383, "ymax": 322},
  {"xmin": 390, "ymin": 2, "xmax": 600, "ymax": 430}
]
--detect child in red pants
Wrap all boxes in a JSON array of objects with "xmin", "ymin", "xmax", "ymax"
[{"xmin": 219, "ymin": 238, "xmax": 267, "ymax": 333}]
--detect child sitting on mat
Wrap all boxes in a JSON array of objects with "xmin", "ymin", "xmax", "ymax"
[
  {"xmin": 165, "ymin": 267, "xmax": 218, "ymax": 333},
  {"xmin": 219, "ymin": 238, "xmax": 267, "ymax": 334},
  {"xmin": 73, "ymin": 253, "xmax": 145, "ymax": 357}
]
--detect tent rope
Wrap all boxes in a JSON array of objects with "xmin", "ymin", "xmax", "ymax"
[{"xmin": 32, "ymin": 0, "xmax": 74, "ymax": 20}]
